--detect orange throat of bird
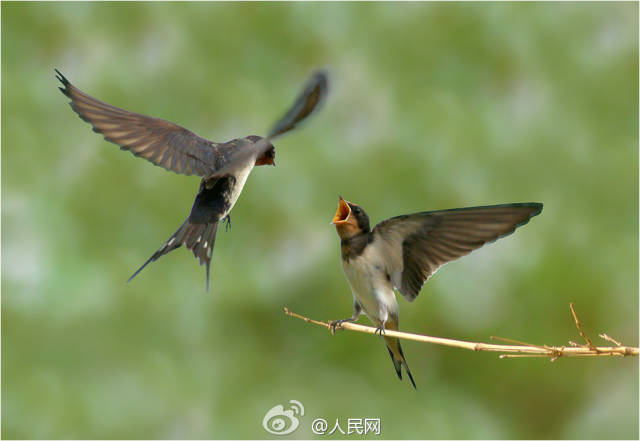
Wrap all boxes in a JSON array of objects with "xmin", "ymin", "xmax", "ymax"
[{"xmin": 331, "ymin": 197, "xmax": 360, "ymax": 239}]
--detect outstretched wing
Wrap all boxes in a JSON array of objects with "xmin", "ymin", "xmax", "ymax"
[
  {"xmin": 206, "ymin": 69, "xmax": 329, "ymax": 179},
  {"xmin": 373, "ymin": 203, "xmax": 543, "ymax": 302},
  {"xmin": 56, "ymin": 69, "xmax": 224, "ymax": 177},
  {"xmin": 267, "ymin": 70, "xmax": 329, "ymax": 138}
]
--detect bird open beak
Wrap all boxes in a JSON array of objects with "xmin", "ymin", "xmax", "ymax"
[{"xmin": 331, "ymin": 196, "xmax": 351, "ymax": 224}]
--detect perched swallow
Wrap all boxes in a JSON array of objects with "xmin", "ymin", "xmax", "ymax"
[
  {"xmin": 331, "ymin": 196, "xmax": 543, "ymax": 388},
  {"xmin": 56, "ymin": 69, "xmax": 328, "ymax": 290}
]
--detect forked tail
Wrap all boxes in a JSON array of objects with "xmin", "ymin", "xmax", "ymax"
[
  {"xmin": 384, "ymin": 336, "xmax": 417, "ymax": 389},
  {"xmin": 128, "ymin": 218, "xmax": 219, "ymax": 290}
]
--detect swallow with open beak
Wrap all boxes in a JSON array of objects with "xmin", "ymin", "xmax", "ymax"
[
  {"xmin": 57, "ymin": 69, "xmax": 328, "ymax": 290},
  {"xmin": 331, "ymin": 196, "xmax": 543, "ymax": 388}
]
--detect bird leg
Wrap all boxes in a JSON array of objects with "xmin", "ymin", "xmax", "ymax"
[
  {"xmin": 222, "ymin": 215, "xmax": 231, "ymax": 232},
  {"xmin": 330, "ymin": 301, "xmax": 362, "ymax": 334},
  {"xmin": 374, "ymin": 322, "xmax": 386, "ymax": 339},
  {"xmin": 330, "ymin": 317, "xmax": 356, "ymax": 334}
]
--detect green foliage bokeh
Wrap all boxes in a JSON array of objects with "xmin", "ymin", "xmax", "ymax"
[{"xmin": 2, "ymin": 2, "xmax": 638, "ymax": 439}]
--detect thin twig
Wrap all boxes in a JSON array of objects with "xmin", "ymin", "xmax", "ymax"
[
  {"xmin": 600, "ymin": 333, "xmax": 622, "ymax": 347},
  {"xmin": 570, "ymin": 302, "xmax": 595, "ymax": 349},
  {"xmin": 490, "ymin": 336, "xmax": 554, "ymax": 353},
  {"xmin": 283, "ymin": 305, "xmax": 638, "ymax": 359}
]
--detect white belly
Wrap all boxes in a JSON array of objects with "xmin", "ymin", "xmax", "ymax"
[
  {"xmin": 342, "ymin": 246, "xmax": 398, "ymax": 324},
  {"xmin": 225, "ymin": 163, "xmax": 254, "ymax": 214}
]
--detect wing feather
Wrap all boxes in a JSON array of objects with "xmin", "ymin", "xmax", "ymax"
[
  {"xmin": 373, "ymin": 203, "xmax": 543, "ymax": 301},
  {"xmin": 56, "ymin": 69, "xmax": 223, "ymax": 177},
  {"xmin": 267, "ymin": 70, "xmax": 329, "ymax": 138}
]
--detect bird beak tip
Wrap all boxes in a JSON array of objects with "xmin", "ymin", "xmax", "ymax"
[{"xmin": 332, "ymin": 196, "xmax": 351, "ymax": 225}]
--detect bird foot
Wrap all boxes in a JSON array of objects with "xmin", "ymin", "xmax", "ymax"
[
  {"xmin": 330, "ymin": 318, "xmax": 355, "ymax": 335},
  {"xmin": 374, "ymin": 325, "xmax": 386, "ymax": 339},
  {"xmin": 222, "ymin": 215, "xmax": 231, "ymax": 232}
]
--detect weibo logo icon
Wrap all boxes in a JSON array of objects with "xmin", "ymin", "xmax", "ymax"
[{"xmin": 262, "ymin": 400, "xmax": 305, "ymax": 435}]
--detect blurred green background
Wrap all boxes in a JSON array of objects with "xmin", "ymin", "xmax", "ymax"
[{"xmin": 2, "ymin": 2, "xmax": 638, "ymax": 439}]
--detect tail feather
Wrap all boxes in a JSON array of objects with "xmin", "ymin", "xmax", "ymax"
[
  {"xmin": 386, "ymin": 346, "xmax": 403, "ymax": 380},
  {"xmin": 128, "ymin": 218, "xmax": 218, "ymax": 290},
  {"xmin": 384, "ymin": 336, "xmax": 417, "ymax": 389}
]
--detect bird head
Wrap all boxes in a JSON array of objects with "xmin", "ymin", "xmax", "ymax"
[
  {"xmin": 247, "ymin": 135, "xmax": 276, "ymax": 166},
  {"xmin": 331, "ymin": 196, "xmax": 370, "ymax": 239}
]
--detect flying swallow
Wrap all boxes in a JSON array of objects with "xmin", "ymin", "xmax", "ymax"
[
  {"xmin": 56, "ymin": 69, "xmax": 328, "ymax": 290},
  {"xmin": 331, "ymin": 196, "xmax": 543, "ymax": 388}
]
